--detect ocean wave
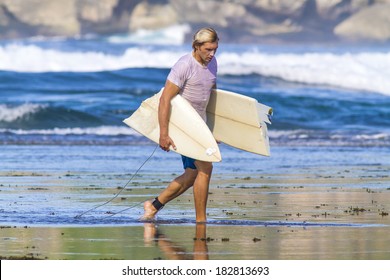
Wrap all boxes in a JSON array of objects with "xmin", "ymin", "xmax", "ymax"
[
  {"xmin": 0, "ymin": 126, "xmax": 136, "ymax": 136},
  {"xmin": 218, "ymin": 51, "xmax": 390, "ymax": 96},
  {"xmin": 269, "ymin": 129, "xmax": 390, "ymax": 147},
  {"xmin": 1, "ymin": 127, "xmax": 389, "ymax": 147},
  {"xmin": 0, "ymin": 44, "xmax": 180, "ymax": 72},
  {"xmin": 271, "ymin": 129, "xmax": 389, "ymax": 139},
  {"xmin": 107, "ymin": 24, "xmax": 191, "ymax": 45},
  {"xmin": 0, "ymin": 103, "xmax": 107, "ymax": 129},
  {"xmin": 0, "ymin": 104, "xmax": 46, "ymax": 122},
  {"xmin": 1, "ymin": 44, "xmax": 390, "ymax": 95}
]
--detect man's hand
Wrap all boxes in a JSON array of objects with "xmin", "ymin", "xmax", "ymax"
[{"xmin": 159, "ymin": 134, "xmax": 176, "ymax": 152}]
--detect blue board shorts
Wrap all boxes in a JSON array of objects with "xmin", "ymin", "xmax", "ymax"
[{"xmin": 181, "ymin": 155, "xmax": 197, "ymax": 170}]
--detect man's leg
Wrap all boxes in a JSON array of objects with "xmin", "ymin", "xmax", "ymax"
[
  {"xmin": 193, "ymin": 161, "xmax": 213, "ymax": 223},
  {"xmin": 141, "ymin": 168, "xmax": 197, "ymax": 220}
]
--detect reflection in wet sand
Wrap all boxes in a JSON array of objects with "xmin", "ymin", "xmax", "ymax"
[
  {"xmin": 143, "ymin": 223, "xmax": 208, "ymax": 260},
  {"xmin": 1, "ymin": 222, "xmax": 389, "ymax": 259}
]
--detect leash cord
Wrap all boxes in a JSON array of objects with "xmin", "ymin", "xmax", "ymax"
[{"xmin": 74, "ymin": 145, "xmax": 158, "ymax": 219}]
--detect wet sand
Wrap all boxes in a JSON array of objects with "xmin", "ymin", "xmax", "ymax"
[{"xmin": 1, "ymin": 164, "xmax": 389, "ymax": 260}]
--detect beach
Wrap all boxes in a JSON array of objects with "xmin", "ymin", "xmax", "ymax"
[
  {"xmin": 1, "ymin": 145, "xmax": 389, "ymax": 260},
  {"xmin": 1, "ymin": 34, "xmax": 390, "ymax": 262}
]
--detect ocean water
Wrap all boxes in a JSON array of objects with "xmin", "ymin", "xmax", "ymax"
[{"xmin": 1, "ymin": 38, "xmax": 390, "ymax": 148}]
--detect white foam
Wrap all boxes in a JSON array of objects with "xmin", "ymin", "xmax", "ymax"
[
  {"xmin": 0, "ymin": 126, "xmax": 138, "ymax": 136},
  {"xmin": 269, "ymin": 130, "xmax": 390, "ymax": 144},
  {"xmin": 218, "ymin": 51, "xmax": 390, "ymax": 96},
  {"xmin": 108, "ymin": 24, "xmax": 191, "ymax": 45},
  {"xmin": 0, "ymin": 104, "xmax": 45, "ymax": 122},
  {"xmin": 1, "ymin": 43, "xmax": 390, "ymax": 95},
  {"xmin": 0, "ymin": 44, "xmax": 184, "ymax": 72},
  {"xmin": 355, "ymin": 133, "xmax": 389, "ymax": 140}
]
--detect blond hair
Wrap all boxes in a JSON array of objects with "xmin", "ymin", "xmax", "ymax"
[{"xmin": 192, "ymin": 27, "xmax": 219, "ymax": 50}]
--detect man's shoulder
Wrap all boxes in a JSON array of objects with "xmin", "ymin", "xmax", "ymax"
[
  {"xmin": 176, "ymin": 53, "xmax": 192, "ymax": 64},
  {"xmin": 172, "ymin": 53, "xmax": 193, "ymax": 72}
]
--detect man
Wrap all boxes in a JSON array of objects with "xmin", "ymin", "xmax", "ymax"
[{"xmin": 141, "ymin": 27, "xmax": 219, "ymax": 223}]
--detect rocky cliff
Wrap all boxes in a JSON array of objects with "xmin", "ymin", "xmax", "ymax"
[{"xmin": 1, "ymin": 0, "xmax": 390, "ymax": 43}]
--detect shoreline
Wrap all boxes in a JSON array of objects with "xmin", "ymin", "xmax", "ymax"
[
  {"xmin": 1, "ymin": 170, "xmax": 389, "ymax": 260},
  {"xmin": 1, "ymin": 145, "xmax": 389, "ymax": 259},
  {"xmin": 1, "ymin": 164, "xmax": 389, "ymax": 226}
]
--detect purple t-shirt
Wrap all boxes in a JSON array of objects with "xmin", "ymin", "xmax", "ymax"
[{"xmin": 167, "ymin": 53, "xmax": 217, "ymax": 121}]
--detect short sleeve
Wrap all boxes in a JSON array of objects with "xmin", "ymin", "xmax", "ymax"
[{"xmin": 167, "ymin": 60, "xmax": 191, "ymax": 89}]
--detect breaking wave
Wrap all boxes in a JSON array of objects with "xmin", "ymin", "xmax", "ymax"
[{"xmin": 1, "ymin": 43, "xmax": 390, "ymax": 95}]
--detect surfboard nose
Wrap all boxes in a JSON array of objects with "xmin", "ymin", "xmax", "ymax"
[{"xmin": 124, "ymin": 89, "xmax": 222, "ymax": 163}]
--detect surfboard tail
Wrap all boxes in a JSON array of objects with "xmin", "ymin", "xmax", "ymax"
[{"xmin": 207, "ymin": 89, "xmax": 272, "ymax": 157}]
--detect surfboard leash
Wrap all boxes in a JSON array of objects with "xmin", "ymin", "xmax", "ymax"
[{"xmin": 74, "ymin": 144, "xmax": 159, "ymax": 219}]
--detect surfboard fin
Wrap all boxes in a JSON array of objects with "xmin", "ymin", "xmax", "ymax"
[{"xmin": 267, "ymin": 108, "xmax": 273, "ymax": 123}]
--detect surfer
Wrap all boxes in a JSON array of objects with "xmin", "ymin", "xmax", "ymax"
[{"xmin": 141, "ymin": 27, "xmax": 219, "ymax": 223}]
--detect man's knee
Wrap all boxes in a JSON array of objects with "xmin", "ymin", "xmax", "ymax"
[
  {"xmin": 195, "ymin": 161, "xmax": 213, "ymax": 175},
  {"xmin": 182, "ymin": 168, "xmax": 198, "ymax": 186}
]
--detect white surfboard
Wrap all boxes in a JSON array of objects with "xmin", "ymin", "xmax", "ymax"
[
  {"xmin": 207, "ymin": 89, "xmax": 272, "ymax": 156},
  {"xmin": 123, "ymin": 89, "xmax": 222, "ymax": 162}
]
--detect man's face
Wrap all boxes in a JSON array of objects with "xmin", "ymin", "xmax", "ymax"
[{"xmin": 196, "ymin": 42, "xmax": 218, "ymax": 64}]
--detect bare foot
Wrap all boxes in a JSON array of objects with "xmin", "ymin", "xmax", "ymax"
[{"xmin": 139, "ymin": 200, "xmax": 158, "ymax": 221}]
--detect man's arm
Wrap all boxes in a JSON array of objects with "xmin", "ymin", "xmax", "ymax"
[{"xmin": 158, "ymin": 80, "xmax": 180, "ymax": 151}]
